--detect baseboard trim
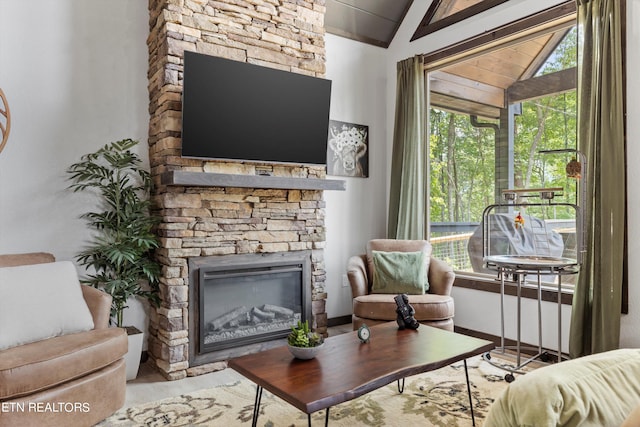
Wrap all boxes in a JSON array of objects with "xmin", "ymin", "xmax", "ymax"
[
  {"xmin": 327, "ymin": 315, "xmax": 352, "ymax": 327},
  {"xmin": 454, "ymin": 325, "xmax": 569, "ymax": 361}
]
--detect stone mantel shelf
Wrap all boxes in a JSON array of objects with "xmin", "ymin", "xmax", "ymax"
[{"xmin": 161, "ymin": 170, "xmax": 346, "ymax": 191}]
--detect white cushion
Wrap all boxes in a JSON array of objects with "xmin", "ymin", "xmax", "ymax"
[
  {"xmin": 485, "ymin": 348, "xmax": 640, "ymax": 427},
  {"xmin": 0, "ymin": 261, "xmax": 95, "ymax": 350}
]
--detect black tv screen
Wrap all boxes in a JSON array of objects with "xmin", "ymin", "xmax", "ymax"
[{"xmin": 181, "ymin": 51, "xmax": 332, "ymax": 166}]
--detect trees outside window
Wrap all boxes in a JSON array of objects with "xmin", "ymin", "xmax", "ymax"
[{"xmin": 429, "ymin": 28, "xmax": 578, "ymax": 285}]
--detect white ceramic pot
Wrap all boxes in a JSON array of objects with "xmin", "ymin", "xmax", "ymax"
[
  {"xmin": 287, "ymin": 342, "xmax": 324, "ymax": 360},
  {"xmin": 124, "ymin": 326, "xmax": 144, "ymax": 381}
]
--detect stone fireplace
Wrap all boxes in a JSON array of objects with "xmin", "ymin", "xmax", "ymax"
[{"xmin": 146, "ymin": 0, "xmax": 338, "ymax": 380}]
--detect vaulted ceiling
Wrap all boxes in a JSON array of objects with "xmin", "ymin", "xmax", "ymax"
[
  {"xmin": 324, "ymin": 0, "xmax": 577, "ymax": 119},
  {"xmin": 323, "ymin": 0, "xmax": 414, "ymax": 48},
  {"xmin": 323, "ymin": 0, "xmax": 515, "ymax": 49}
]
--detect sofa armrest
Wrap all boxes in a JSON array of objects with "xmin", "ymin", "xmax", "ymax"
[
  {"xmin": 82, "ymin": 286, "xmax": 112, "ymax": 329},
  {"xmin": 0, "ymin": 252, "xmax": 55, "ymax": 267},
  {"xmin": 428, "ymin": 257, "xmax": 455, "ymax": 296},
  {"xmin": 347, "ymin": 255, "xmax": 369, "ymax": 298}
]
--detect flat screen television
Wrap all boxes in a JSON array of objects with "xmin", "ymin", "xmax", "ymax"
[{"xmin": 181, "ymin": 51, "xmax": 332, "ymax": 166}]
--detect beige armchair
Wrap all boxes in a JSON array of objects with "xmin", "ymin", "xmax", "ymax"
[{"xmin": 347, "ymin": 239, "xmax": 455, "ymax": 331}]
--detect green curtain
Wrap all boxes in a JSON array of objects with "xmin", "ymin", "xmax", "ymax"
[
  {"xmin": 388, "ymin": 56, "xmax": 427, "ymax": 240},
  {"xmin": 569, "ymin": 0, "xmax": 626, "ymax": 358}
]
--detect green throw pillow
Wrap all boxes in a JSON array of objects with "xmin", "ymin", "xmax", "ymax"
[{"xmin": 371, "ymin": 250, "xmax": 428, "ymax": 294}]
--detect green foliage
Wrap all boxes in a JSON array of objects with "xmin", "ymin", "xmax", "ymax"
[
  {"xmin": 429, "ymin": 110, "xmax": 496, "ymax": 223},
  {"xmin": 429, "ymin": 26, "xmax": 578, "ymax": 225},
  {"xmin": 288, "ymin": 320, "xmax": 323, "ymax": 348},
  {"xmin": 536, "ymin": 27, "xmax": 577, "ymax": 76},
  {"xmin": 67, "ymin": 139, "xmax": 160, "ymax": 328},
  {"xmin": 514, "ymin": 92, "xmax": 577, "ymax": 213}
]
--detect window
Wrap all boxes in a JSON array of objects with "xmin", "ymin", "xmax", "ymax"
[{"xmin": 427, "ymin": 26, "xmax": 578, "ymax": 289}]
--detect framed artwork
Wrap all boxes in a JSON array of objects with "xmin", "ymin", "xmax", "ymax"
[{"xmin": 327, "ymin": 120, "xmax": 369, "ymax": 178}]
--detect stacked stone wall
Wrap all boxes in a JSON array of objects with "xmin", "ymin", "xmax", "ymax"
[{"xmin": 147, "ymin": 0, "xmax": 328, "ymax": 380}]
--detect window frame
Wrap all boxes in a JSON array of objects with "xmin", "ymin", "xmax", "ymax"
[
  {"xmin": 412, "ymin": 0, "xmax": 512, "ymax": 42},
  {"xmin": 423, "ymin": 1, "xmax": 578, "ymax": 306}
]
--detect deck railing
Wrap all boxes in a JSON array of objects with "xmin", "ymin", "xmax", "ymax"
[{"xmin": 430, "ymin": 220, "xmax": 576, "ymax": 272}]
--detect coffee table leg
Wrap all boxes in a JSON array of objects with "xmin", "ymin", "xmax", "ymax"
[
  {"xmin": 397, "ymin": 378, "xmax": 405, "ymax": 393},
  {"xmin": 306, "ymin": 407, "xmax": 330, "ymax": 427},
  {"xmin": 464, "ymin": 360, "xmax": 476, "ymax": 426},
  {"xmin": 252, "ymin": 385, "xmax": 263, "ymax": 427}
]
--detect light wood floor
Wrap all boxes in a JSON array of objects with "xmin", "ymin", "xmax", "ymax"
[{"xmin": 124, "ymin": 323, "xmax": 353, "ymax": 408}]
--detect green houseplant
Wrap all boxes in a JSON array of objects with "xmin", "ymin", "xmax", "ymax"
[
  {"xmin": 287, "ymin": 320, "xmax": 324, "ymax": 359},
  {"xmin": 67, "ymin": 139, "xmax": 160, "ymax": 379},
  {"xmin": 67, "ymin": 138, "xmax": 161, "ymax": 327}
]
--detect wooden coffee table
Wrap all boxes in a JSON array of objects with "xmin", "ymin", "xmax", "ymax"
[{"xmin": 229, "ymin": 322, "xmax": 494, "ymax": 426}]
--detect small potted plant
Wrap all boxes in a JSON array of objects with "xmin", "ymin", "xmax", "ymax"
[
  {"xmin": 67, "ymin": 138, "xmax": 160, "ymax": 380},
  {"xmin": 287, "ymin": 320, "xmax": 324, "ymax": 360}
]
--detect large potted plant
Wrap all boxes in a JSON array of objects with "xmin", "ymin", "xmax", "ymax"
[{"xmin": 67, "ymin": 138, "xmax": 160, "ymax": 380}]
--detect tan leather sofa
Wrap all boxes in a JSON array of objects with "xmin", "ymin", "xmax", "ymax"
[
  {"xmin": 347, "ymin": 239, "xmax": 455, "ymax": 331},
  {"xmin": 0, "ymin": 253, "xmax": 128, "ymax": 427}
]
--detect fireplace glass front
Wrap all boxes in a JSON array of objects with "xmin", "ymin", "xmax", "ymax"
[{"xmin": 194, "ymin": 252, "xmax": 311, "ymax": 357}]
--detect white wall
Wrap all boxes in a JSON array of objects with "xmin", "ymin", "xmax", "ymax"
[
  {"xmin": 0, "ymin": 0, "xmax": 150, "ymax": 332},
  {"xmin": 324, "ymin": 34, "xmax": 388, "ymax": 318},
  {"xmin": 453, "ymin": 286, "xmax": 573, "ymax": 353}
]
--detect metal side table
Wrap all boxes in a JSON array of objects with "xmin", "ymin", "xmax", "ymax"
[{"xmin": 483, "ymin": 255, "xmax": 578, "ymax": 381}]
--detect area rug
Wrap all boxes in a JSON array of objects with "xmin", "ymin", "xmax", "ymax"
[{"xmin": 99, "ymin": 354, "xmax": 521, "ymax": 427}]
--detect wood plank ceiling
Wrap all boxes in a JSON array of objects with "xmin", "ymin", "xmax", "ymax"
[
  {"xmin": 429, "ymin": 29, "xmax": 570, "ymax": 119},
  {"xmin": 325, "ymin": 0, "xmax": 577, "ymax": 119},
  {"xmin": 324, "ymin": 0, "xmax": 414, "ymax": 48}
]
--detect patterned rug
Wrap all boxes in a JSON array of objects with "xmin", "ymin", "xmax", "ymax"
[{"xmin": 99, "ymin": 354, "xmax": 521, "ymax": 427}]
